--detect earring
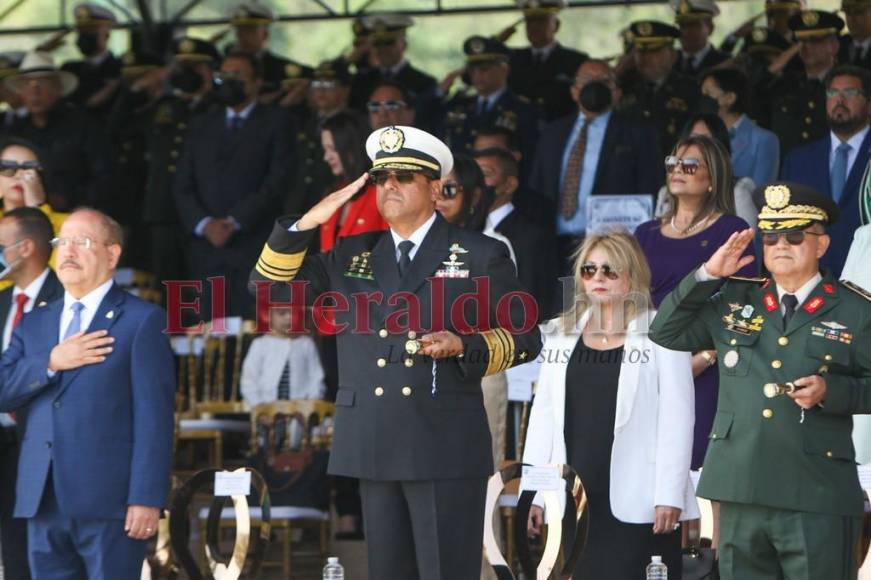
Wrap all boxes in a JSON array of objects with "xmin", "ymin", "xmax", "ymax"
[{"xmin": 708, "ymin": 186, "xmax": 713, "ymax": 192}]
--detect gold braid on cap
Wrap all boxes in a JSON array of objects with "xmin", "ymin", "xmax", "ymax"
[{"xmin": 757, "ymin": 204, "xmax": 829, "ymax": 222}]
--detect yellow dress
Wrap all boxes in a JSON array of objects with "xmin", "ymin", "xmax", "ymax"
[{"xmin": 0, "ymin": 203, "xmax": 68, "ymax": 291}]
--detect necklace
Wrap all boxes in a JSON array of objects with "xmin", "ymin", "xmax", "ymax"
[{"xmin": 671, "ymin": 212, "xmax": 711, "ymax": 236}]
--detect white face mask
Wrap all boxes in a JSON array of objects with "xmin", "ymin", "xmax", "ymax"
[{"xmin": 0, "ymin": 239, "xmax": 25, "ymax": 279}]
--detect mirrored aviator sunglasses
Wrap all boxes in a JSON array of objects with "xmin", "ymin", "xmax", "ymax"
[
  {"xmin": 580, "ymin": 263, "xmax": 620, "ymax": 280},
  {"xmin": 368, "ymin": 169, "xmax": 418, "ymax": 186},
  {"xmin": 664, "ymin": 155, "xmax": 701, "ymax": 175},
  {"xmin": 761, "ymin": 230, "xmax": 823, "ymax": 246},
  {"xmin": 0, "ymin": 160, "xmax": 41, "ymax": 177}
]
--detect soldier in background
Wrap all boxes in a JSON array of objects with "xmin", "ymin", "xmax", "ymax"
[
  {"xmin": 507, "ymin": 0, "xmax": 588, "ymax": 122},
  {"xmin": 839, "ymin": 0, "xmax": 871, "ymax": 69},
  {"xmin": 441, "ymin": 36, "xmax": 542, "ymax": 164},
  {"xmin": 672, "ymin": 0, "xmax": 730, "ymax": 76},
  {"xmin": 227, "ymin": 2, "xmax": 313, "ymax": 100},
  {"xmin": 767, "ymin": 10, "xmax": 843, "ymax": 153},
  {"xmin": 618, "ymin": 20, "xmax": 701, "ymax": 156},
  {"xmin": 0, "ymin": 52, "xmax": 25, "ymax": 129},
  {"xmin": 60, "ymin": 3, "xmax": 121, "ymax": 119}
]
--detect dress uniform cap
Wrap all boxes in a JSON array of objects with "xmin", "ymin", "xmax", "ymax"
[
  {"xmin": 629, "ymin": 21, "xmax": 680, "ymax": 51},
  {"xmin": 120, "ymin": 50, "xmax": 164, "ymax": 78},
  {"xmin": 518, "ymin": 0, "xmax": 566, "ymax": 18},
  {"xmin": 73, "ymin": 3, "xmax": 116, "ymax": 27},
  {"xmin": 313, "ymin": 59, "xmax": 351, "ymax": 86},
  {"xmin": 463, "ymin": 36, "xmax": 511, "ymax": 65},
  {"xmin": 228, "ymin": 2, "xmax": 274, "ymax": 26},
  {"xmin": 842, "ymin": 0, "xmax": 871, "ymax": 12},
  {"xmin": 366, "ymin": 14, "xmax": 414, "ymax": 43},
  {"xmin": 753, "ymin": 181, "xmax": 839, "ymax": 232},
  {"xmin": 671, "ymin": 0, "xmax": 720, "ymax": 23},
  {"xmin": 789, "ymin": 10, "xmax": 845, "ymax": 40},
  {"xmin": 366, "ymin": 125, "xmax": 454, "ymax": 179},
  {"xmin": 4, "ymin": 51, "xmax": 78, "ymax": 97},
  {"xmin": 172, "ymin": 37, "xmax": 220, "ymax": 63},
  {"xmin": 352, "ymin": 17, "xmax": 372, "ymax": 38},
  {"xmin": 765, "ymin": 0, "xmax": 803, "ymax": 13},
  {"xmin": 741, "ymin": 28, "xmax": 791, "ymax": 55},
  {"xmin": 0, "ymin": 51, "xmax": 24, "ymax": 79}
]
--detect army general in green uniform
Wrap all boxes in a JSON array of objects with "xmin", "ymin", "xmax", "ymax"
[{"xmin": 650, "ymin": 181, "xmax": 870, "ymax": 579}]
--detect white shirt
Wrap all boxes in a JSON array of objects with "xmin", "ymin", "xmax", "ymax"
[
  {"xmin": 531, "ymin": 42, "xmax": 557, "ymax": 62},
  {"xmin": 683, "ymin": 43, "xmax": 712, "ymax": 69},
  {"xmin": 389, "ymin": 211, "xmax": 437, "ymax": 262},
  {"xmin": 775, "ymin": 272, "xmax": 822, "ymax": 316},
  {"xmin": 3, "ymin": 268, "xmax": 50, "ymax": 351},
  {"xmin": 58, "ymin": 278, "xmax": 114, "ymax": 343},
  {"xmin": 476, "ymin": 87, "xmax": 506, "ymax": 114},
  {"xmin": 829, "ymin": 126, "xmax": 869, "ymax": 179},
  {"xmin": 381, "ymin": 59, "xmax": 408, "ymax": 77},
  {"xmin": 485, "ymin": 202, "xmax": 514, "ymax": 233}
]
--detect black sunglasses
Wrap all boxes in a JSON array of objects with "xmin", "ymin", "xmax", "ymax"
[
  {"xmin": 580, "ymin": 263, "xmax": 620, "ymax": 280},
  {"xmin": 665, "ymin": 155, "xmax": 703, "ymax": 175},
  {"xmin": 0, "ymin": 160, "xmax": 41, "ymax": 177},
  {"xmin": 366, "ymin": 100, "xmax": 407, "ymax": 113},
  {"xmin": 369, "ymin": 169, "xmax": 418, "ymax": 186},
  {"xmin": 441, "ymin": 182, "xmax": 461, "ymax": 199},
  {"xmin": 761, "ymin": 230, "xmax": 824, "ymax": 246}
]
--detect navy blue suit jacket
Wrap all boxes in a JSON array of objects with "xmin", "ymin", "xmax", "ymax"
[
  {"xmin": 0, "ymin": 283, "xmax": 175, "ymax": 519},
  {"xmin": 779, "ymin": 130, "xmax": 871, "ymax": 276}
]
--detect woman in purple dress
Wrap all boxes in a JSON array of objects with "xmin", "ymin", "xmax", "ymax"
[{"xmin": 635, "ymin": 133, "xmax": 757, "ymax": 470}]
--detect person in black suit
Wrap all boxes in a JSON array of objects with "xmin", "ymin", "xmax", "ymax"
[
  {"xmin": 349, "ymin": 15, "xmax": 439, "ymax": 129},
  {"xmin": 673, "ymin": 0, "xmax": 731, "ymax": 76},
  {"xmin": 0, "ymin": 207, "xmax": 62, "ymax": 580},
  {"xmin": 250, "ymin": 125, "xmax": 542, "ymax": 580},
  {"xmin": 532, "ymin": 58, "xmax": 664, "ymax": 272},
  {"xmin": 174, "ymin": 51, "xmax": 293, "ymax": 319},
  {"xmin": 839, "ymin": 0, "xmax": 871, "ymax": 70},
  {"xmin": 60, "ymin": 3, "xmax": 121, "ymax": 119},
  {"xmin": 474, "ymin": 147, "xmax": 558, "ymax": 321},
  {"xmin": 507, "ymin": 0, "xmax": 588, "ymax": 122}
]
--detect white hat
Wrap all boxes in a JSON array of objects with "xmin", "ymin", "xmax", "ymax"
[
  {"xmin": 4, "ymin": 51, "xmax": 78, "ymax": 97},
  {"xmin": 73, "ymin": 3, "xmax": 117, "ymax": 27},
  {"xmin": 366, "ymin": 126, "xmax": 454, "ymax": 179}
]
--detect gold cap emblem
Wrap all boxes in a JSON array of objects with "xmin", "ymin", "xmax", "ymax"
[
  {"xmin": 180, "ymin": 39, "xmax": 195, "ymax": 54},
  {"xmin": 752, "ymin": 28, "xmax": 767, "ymax": 42},
  {"xmin": 679, "ymin": 0, "xmax": 691, "ymax": 15},
  {"xmin": 764, "ymin": 184, "xmax": 791, "ymax": 209},
  {"xmin": 285, "ymin": 63, "xmax": 301, "ymax": 78},
  {"xmin": 75, "ymin": 5, "xmax": 89, "ymax": 20},
  {"xmin": 469, "ymin": 37, "xmax": 486, "ymax": 54},
  {"xmin": 801, "ymin": 10, "xmax": 819, "ymax": 26},
  {"xmin": 379, "ymin": 126, "xmax": 405, "ymax": 153},
  {"xmin": 637, "ymin": 21, "xmax": 653, "ymax": 36}
]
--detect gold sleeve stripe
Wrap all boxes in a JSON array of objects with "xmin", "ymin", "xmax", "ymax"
[
  {"xmin": 482, "ymin": 328, "xmax": 515, "ymax": 376},
  {"xmin": 259, "ymin": 244, "xmax": 306, "ymax": 272},
  {"xmin": 255, "ymin": 259, "xmax": 300, "ymax": 281}
]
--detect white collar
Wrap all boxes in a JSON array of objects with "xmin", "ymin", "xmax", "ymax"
[
  {"xmin": 85, "ymin": 51, "xmax": 111, "ymax": 67},
  {"xmin": 225, "ymin": 100, "xmax": 256, "ymax": 121},
  {"xmin": 382, "ymin": 59, "xmax": 408, "ymax": 76},
  {"xmin": 390, "ymin": 211, "xmax": 437, "ymax": 251},
  {"xmin": 13, "ymin": 267, "xmax": 50, "ymax": 300},
  {"xmin": 63, "ymin": 277, "xmax": 114, "ymax": 315},
  {"xmin": 775, "ymin": 272, "xmax": 822, "ymax": 307},
  {"xmin": 486, "ymin": 202, "xmax": 514, "ymax": 231},
  {"xmin": 830, "ymin": 125, "xmax": 869, "ymax": 152},
  {"xmin": 478, "ymin": 86, "xmax": 507, "ymax": 105},
  {"xmin": 532, "ymin": 42, "xmax": 557, "ymax": 60},
  {"xmin": 684, "ymin": 43, "xmax": 712, "ymax": 65}
]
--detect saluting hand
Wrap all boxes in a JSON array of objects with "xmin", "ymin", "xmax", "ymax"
[
  {"xmin": 297, "ymin": 173, "xmax": 369, "ymax": 231},
  {"xmin": 703, "ymin": 228, "xmax": 756, "ymax": 278},
  {"xmin": 48, "ymin": 330, "xmax": 114, "ymax": 372}
]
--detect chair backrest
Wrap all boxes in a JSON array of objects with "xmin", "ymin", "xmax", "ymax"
[{"xmin": 249, "ymin": 400, "xmax": 336, "ymax": 456}]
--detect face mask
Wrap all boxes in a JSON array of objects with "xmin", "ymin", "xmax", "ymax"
[
  {"xmin": 214, "ymin": 78, "xmax": 247, "ymax": 107},
  {"xmin": 169, "ymin": 67, "xmax": 204, "ymax": 94},
  {"xmin": 76, "ymin": 33, "xmax": 100, "ymax": 57},
  {"xmin": 697, "ymin": 95, "xmax": 720, "ymax": 114},
  {"xmin": 0, "ymin": 240, "xmax": 24, "ymax": 279},
  {"xmin": 578, "ymin": 81, "xmax": 612, "ymax": 114}
]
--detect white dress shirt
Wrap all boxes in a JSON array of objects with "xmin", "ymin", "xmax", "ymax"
[
  {"xmin": 58, "ymin": 278, "xmax": 115, "ymax": 343},
  {"xmin": 531, "ymin": 42, "xmax": 557, "ymax": 63},
  {"xmin": 485, "ymin": 203, "xmax": 514, "ymax": 233},
  {"xmin": 775, "ymin": 273, "xmax": 822, "ymax": 316},
  {"xmin": 2, "ymin": 268, "xmax": 50, "ymax": 351},
  {"xmin": 389, "ymin": 211, "xmax": 437, "ymax": 262},
  {"xmin": 829, "ymin": 126, "xmax": 870, "ymax": 180}
]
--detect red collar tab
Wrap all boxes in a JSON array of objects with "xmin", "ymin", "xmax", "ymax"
[
  {"xmin": 804, "ymin": 296, "xmax": 825, "ymax": 314},
  {"xmin": 763, "ymin": 293, "xmax": 778, "ymax": 312}
]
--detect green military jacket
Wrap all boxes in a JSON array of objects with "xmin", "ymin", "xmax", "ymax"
[{"xmin": 650, "ymin": 268, "xmax": 871, "ymax": 516}]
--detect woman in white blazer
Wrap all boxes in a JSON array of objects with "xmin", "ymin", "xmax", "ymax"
[
  {"xmin": 523, "ymin": 231, "xmax": 699, "ymax": 578},
  {"xmin": 843, "ymin": 223, "xmax": 871, "ymax": 464}
]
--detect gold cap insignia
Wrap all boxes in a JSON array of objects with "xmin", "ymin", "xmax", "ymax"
[
  {"xmin": 285, "ymin": 63, "xmax": 301, "ymax": 78},
  {"xmin": 801, "ymin": 10, "xmax": 819, "ymax": 26},
  {"xmin": 638, "ymin": 21, "xmax": 653, "ymax": 36},
  {"xmin": 75, "ymin": 5, "xmax": 89, "ymax": 20},
  {"xmin": 752, "ymin": 28, "xmax": 767, "ymax": 42},
  {"xmin": 764, "ymin": 184, "xmax": 791, "ymax": 209},
  {"xmin": 379, "ymin": 126, "xmax": 405, "ymax": 153},
  {"xmin": 469, "ymin": 38, "xmax": 486, "ymax": 54},
  {"xmin": 679, "ymin": 0, "xmax": 691, "ymax": 14},
  {"xmin": 180, "ymin": 39, "xmax": 195, "ymax": 54}
]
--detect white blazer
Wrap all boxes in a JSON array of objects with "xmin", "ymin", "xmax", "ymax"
[
  {"xmin": 522, "ymin": 310, "xmax": 700, "ymax": 523},
  {"xmin": 842, "ymin": 224, "xmax": 871, "ymax": 464}
]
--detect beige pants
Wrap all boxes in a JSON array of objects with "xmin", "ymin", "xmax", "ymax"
[{"xmin": 480, "ymin": 372, "xmax": 507, "ymax": 580}]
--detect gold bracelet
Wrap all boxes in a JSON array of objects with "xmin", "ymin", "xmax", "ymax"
[{"xmin": 700, "ymin": 351, "xmax": 716, "ymax": 366}]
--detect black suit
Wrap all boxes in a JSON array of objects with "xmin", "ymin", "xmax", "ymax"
[
  {"xmin": 61, "ymin": 52, "xmax": 122, "ymax": 119},
  {"xmin": 174, "ymin": 103, "xmax": 294, "ymax": 318},
  {"xmin": 839, "ymin": 35, "xmax": 871, "ymax": 70},
  {"xmin": 509, "ymin": 43, "xmax": 588, "ymax": 121},
  {"xmin": 530, "ymin": 110, "xmax": 664, "ymax": 211},
  {"xmin": 0, "ymin": 269, "xmax": 63, "ymax": 580},
  {"xmin": 250, "ymin": 213, "xmax": 542, "ymax": 580},
  {"xmin": 675, "ymin": 45, "xmax": 731, "ymax": 76}
]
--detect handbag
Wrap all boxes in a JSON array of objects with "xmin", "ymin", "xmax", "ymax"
[{"xmin": 681, "ymin": 545, "xmax": 718, "ymax": 580}]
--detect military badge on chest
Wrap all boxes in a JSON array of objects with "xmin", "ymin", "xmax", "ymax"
[
  {"xmin": 435, "ymin": 243, "xmax": 470, "ymax": 278},
  {"xmin": 722, "ymin": 302, "xmax": 764, "ymax": 335},
  {"xmin": 811, "ymin": 321, "xmax": 853, "ymax": 344},
  {"xmin": 344, "ymin": 252, "xmax": 375, "ymax": 280}
]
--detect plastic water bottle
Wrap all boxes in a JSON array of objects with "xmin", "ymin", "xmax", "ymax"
[
  {"xmin": 646, "ymin": 555, "xmax": 668, "ymax": 579},
  {"xmin": 323, "ymin": 556, "xmax": 345, "ymax": 579}
]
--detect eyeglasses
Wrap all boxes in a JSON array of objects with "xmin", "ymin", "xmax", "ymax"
[
  {"xmin": 366, "ymin": 100, "xmax": 407, "ymax": 113},
  {"xmin": 573, "ymin": 74, "xmax": 615, "ymax": 86},
  {"xmin": 665, "ymin": 155, "xmax": 704, "ymax": 175},
  {"xmin": 441, "ymin": 182, "xmax": 461, "ymax": 199},
  {"xmin": 50, "ymin": 236, "xmax": 111, "ymax": 250},
  {"xmin": 580, "ymin": 263, "xmax": 620, "ymax": 280},
  {"xmin": 0, "ymin": 160, "xmax": 41, "ymax": 177},
  {"xmin": 761, "ymin": 230, "xmax": 824, "ymax": 246},
  {"xmin": 368, "ymin": 169, "xmax": 419, "ymax": 186},
  {"xmin": 311, "ymin": 80, "xmax": 339, "ymax": 90},
  {"xmin": 825, "ymin": 88, "xmax": 864, "ymax": 99}
]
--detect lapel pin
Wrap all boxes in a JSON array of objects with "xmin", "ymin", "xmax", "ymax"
[
  {"xmin": 37, "ymin": 301, "xmax": 47, "ymax": 307},
  {"xmin": 106, "ymin": 310, "xmax": 114, "ymax": 319}
]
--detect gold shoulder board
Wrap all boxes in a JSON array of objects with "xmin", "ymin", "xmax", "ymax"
[{"xmin": 841, "ymin": 279, "xmax": 871, "ymax": 302}]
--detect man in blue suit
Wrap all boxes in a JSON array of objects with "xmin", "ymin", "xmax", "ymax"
[
  {"xmin": 780, "ymin": 65, "xmax": 871, "ymax": 276},
  {"xmin": 0, "ymin": 208, "xmax": 175, "ymax": 579}
]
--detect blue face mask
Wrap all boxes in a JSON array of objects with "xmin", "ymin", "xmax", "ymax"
[{"xmin": 0, "ymin": 240, "xmax": 24, "ymax": 279}]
